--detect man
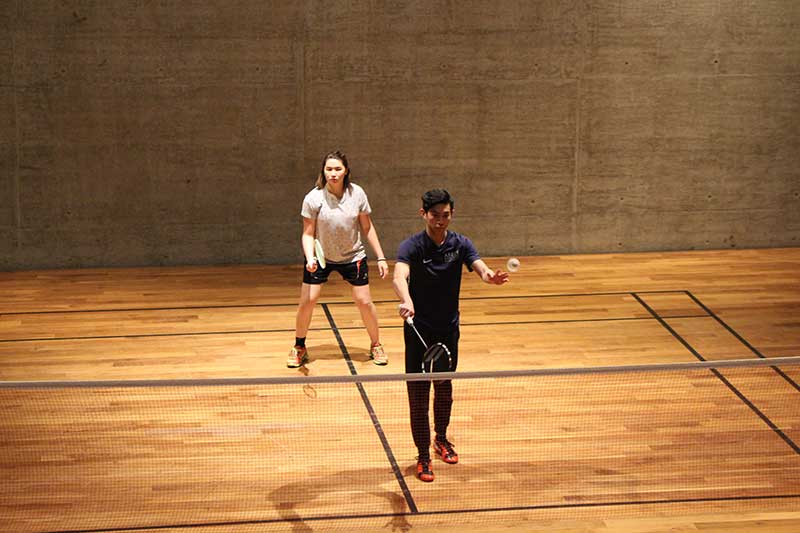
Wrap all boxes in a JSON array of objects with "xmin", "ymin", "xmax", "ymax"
[{"xmin": 392, "ymin": 189, "xmax": 508, "ymax": 482}]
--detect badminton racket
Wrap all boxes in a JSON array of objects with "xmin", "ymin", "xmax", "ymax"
[
  {"xmin": 314, "ymin": 238, "xmax": 326, "ymax": 269},
  {"xmin": 405, "ymin": 317, "xmax": 451, "ymax": 373}
]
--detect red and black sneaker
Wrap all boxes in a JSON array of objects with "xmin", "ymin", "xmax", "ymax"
[
  {"xmin": 416, "ymin": 458, "xmax": 434, "ymax": 482},
  {"xmin": 286, "ymin": 346, "xmax": 308, "ymax": 368},
  {"xmin": 433, "ymin": 437, "xmax": 458, "ymax": 464}
]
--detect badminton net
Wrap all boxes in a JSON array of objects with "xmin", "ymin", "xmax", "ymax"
[{"xmin": 1, "ymin": 356, "xmax": 799, "ymax": 532}]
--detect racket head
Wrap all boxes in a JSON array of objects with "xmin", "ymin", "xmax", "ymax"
[
  {"xmin": 422, "ymin": 342, "xmax": 451, "ymax": 373},
  {"xmin": 314, "ymin": 239, "xmax": 326, "ymax": 269}
]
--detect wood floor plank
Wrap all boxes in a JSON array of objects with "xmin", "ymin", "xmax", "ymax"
[{"xmin": 1, "ymin": 248, "xmax": 799, "ymax": 532}]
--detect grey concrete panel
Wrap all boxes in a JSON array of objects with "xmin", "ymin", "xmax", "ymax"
[
  {"xmin": 4, "ymin": 1, "xmax": 800, "ymax": 269},
  {"xmin": 15, "ymin": 224, "xmax": 156, "ymax": 269},
  {"xmin": 16, "ymin": 219, "xmax": 301, "ymax": 269},
  {"xmin": 361, "ymin": 159, "xmax": 573, "ymax": 223},
  {"xmin": 0, "ymin": 2, "xmax": 14, "ymax": 26},
  {"xmin": 0, "ymin": 226, "xmax": 18, "ymax": 272},
  {"xmin": 147, "ymin": 220, "xmax": 300, "ymax": 266},
  {"xmin": 579, "ymin": 74, "xmax": 799, "ymax": 219},
  {"xmin": 580, "ymin": 137, "xmax": 722, "ymax": 191},
  {"xmin": 0, "ymin": 32, "xmax": 12, "ymax": 86},
  {"xmin": 16, "ymin": 85, "xmax": 103, "ymax": 145},
  {"xmin": 713, "ymin": 143, "xmax": 800, "ymax": 211},
  {"xmin": 18, "ymin": 142, "xmax": 302, "ymax": 228},
  {"xmin": 14, "ymin": 34, "xmax": 298, "ymax": 87},
  {"xmin": 695, "ymin": 76, "xmax": 798, "ymax": 211},
  {"xmin": 584, "ymin": 0, "xmax": 719, "ymax": 77},
  {"xmin": 581, "ymin": 77, "xmax": 719, "ymax": 145},
  {"xmin": 17, "ymin": 2, "xmax": 302, "ymax": 38},
  {"xmin": 18, "ymin": 84, "xmax": 298, "ymax": 147},
  {"xmin": 18, "ymin": 144, "xmax": 153, "ymax": 228},
  {"xmin": 579, "ymin": 76, "xmax": 723, "ymax": 221},
  {"xmin": 0, "ymin": 143, "xmax": 15, "ymax": 227},
  {"xmin": 707, "ymin": 76, "xmax": 800, "ymax": 140},
  {"xmin": 241, "ymin": 86, "xmax": 303, "ymax": 147},
  {"xmin": 452, "ymin": 211, "xmax": 573, "ymax": 257},
  {"xmin": 307, "ymin": 30, "xmax": 580, "ymax": 83},
  {"xmin": 577, "ymin": 208, "xmax": 799, "ymax": 253},
  {"xmin": 306, "ymin": 82, "xmax": 480, "ymax": 161},
  {"xmin": 307, "ymin": 0, "xmax": 574, "ymax": 35},
  {"xmin": 582, "ymin": 75, "xmax": 800, "ymax": 174},
  {"xmin": 443, "ymin": 170, "xmax": 572, "ymax": 219},
  {"xmin": 576, "ymin": 168, "xmax": 797, "ymax": 216},
  {"xmin": 307, "ymin": 80, "xmax": 577, "ymax": 162},
  {"xmin": 306, "ymin": 1, "xmax": 583, "ymax": 82},
  {"xmin": 0, "ymin": 85, "xmax": 14, "ymax": 143},
  {"xmin": 144, "ymin": 144, "xmax": 302, "ymax": 226},
  {"xmin": 718, "ymin": 0, "xmax": 800, "ymax": 75}
]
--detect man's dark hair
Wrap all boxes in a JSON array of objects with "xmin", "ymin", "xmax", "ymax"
[{"xmin": 422, "ymin": 189, "xmax": 454, "ymax": 212}]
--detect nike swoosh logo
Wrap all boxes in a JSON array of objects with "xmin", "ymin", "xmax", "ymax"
[{"xmin": 423, "ymin": 259, "xmax": 433, "ymax": 264}]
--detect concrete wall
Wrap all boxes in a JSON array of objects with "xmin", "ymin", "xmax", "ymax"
[{"xmin": 1, "ymin": 1, "xmax": 798, "ymax": 270}]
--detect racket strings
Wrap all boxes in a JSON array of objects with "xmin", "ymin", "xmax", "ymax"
[
  {"xmin": 423, "ymin": 343, "xmax": 452, "ymax": 372},
  {"xmin": 406, "ymin": 318, "xmax": 452, "ymax": 372},
  {"xmin": 424, "ymin": 343, "xmax": 450, "ymax": 363}
]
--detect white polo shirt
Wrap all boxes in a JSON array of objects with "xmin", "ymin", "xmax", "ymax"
[{"xmin": 301, "ymin": 183, "xmax": 372, "ymax": 264}]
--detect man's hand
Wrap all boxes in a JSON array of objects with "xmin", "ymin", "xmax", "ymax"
[
  {"xmin": 486, "ymin": 269, "xmax": 509, "ymax": 285},
  {"xmin": 397, "ymin": 301, "xmax": 415, "ymax": 319}
]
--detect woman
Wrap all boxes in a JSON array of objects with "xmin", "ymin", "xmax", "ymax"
[{"xmin": 288, "ymin": 150, "xmax": 389, "ymax": 367}]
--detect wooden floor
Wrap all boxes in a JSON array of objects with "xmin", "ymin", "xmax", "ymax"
[{"xmin": 1, "ymin": 248, "xmax": 799, "ymax": 532}]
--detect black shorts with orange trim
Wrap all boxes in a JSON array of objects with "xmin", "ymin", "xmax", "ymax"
[{"xmin": 303, "ymin": 257, "xmax": 369, "ymax": 286}]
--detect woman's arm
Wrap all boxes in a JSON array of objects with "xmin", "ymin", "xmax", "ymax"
[
  {"xmin": 302, "ymin": 217, "xmax": 317, "ymax": 272},
  {"xmin": 359, "ymin": 212, "xmax": 388, "ymax": 279}
]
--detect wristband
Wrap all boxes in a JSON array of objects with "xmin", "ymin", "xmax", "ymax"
[{"xmin": 377, "ymin": 258, "xmax": 387, "ymax": 262}]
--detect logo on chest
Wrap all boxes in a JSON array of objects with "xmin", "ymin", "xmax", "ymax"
[{"xmin": 443, "ymin": 250, "xmax": 460, "ymax": 263}]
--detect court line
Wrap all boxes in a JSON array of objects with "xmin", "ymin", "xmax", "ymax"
[
  {"xmin": 12, "ymin": 291, "xmax": 799, "ymax": 531},
  {"xmin": 710, "ymin": 368, "xmax": 800, "ymax": 455},
  {"xmin": 35, "ymin": 493, "xmax": 800, "ymax": 533},
  {"xmin": 11, "ymin": 311, "xmax": 799, "ymax": 531},
  {"xmin": 320, "ymin": 303, "xmax": 418, "ymax": 514},
  {"xmin": 0, "ymin": 302, "xmax": 295, "ymax": 316},
  {"xmin": 632, "ymin": 292, "xmax": 800, "ymax": 456},
  {"xmin": 0, "ymin": 289, "xmax": 691, "ymax": 316},
  {"xmin": 684, "ymin": 290, "xmax": 800, "ymax": 393},
  {"xmin": 0, "ymin": 314, "xmax": 712, "ymax": 344}
]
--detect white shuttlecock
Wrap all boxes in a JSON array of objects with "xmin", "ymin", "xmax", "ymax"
[{"xmin": 506, "ymin": 257, "xmax": 520, "ymax": 272}]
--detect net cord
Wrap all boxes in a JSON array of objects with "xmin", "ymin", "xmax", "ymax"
[{"xmin": 1, "ymin": 356, "xmax": 798, "ymax": 389}]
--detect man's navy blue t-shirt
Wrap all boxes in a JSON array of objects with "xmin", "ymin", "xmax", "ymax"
[{"xmin": 396, "ymin": 230, "xmax": 480, "ymax": 331}]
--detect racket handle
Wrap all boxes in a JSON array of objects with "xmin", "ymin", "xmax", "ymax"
[{"xmin": 405, "ymin": 316, "xmax": 428, "ymax": 349}]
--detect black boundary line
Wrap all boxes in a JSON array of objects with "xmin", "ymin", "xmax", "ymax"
[
  {"xmin": 684, "ymin": 290, "xmax": 800, "ymax": 393},
  {"xmin": 320, "ymin": 303, "xmax": 418, "ymax": 514},
  {"xmin": 0, "ymin": 314, "xmax": 712, "ymax": 344},
  {"xmin": 0, "ymin": 302, "xmax": 293, "ymax": 316},
  {"xmin": 17, "ymin": 291, "xmax": 800, "ymax": 532},
  {"xmin": 38, "ymin": 493, "xmax": 800, "ymax": 533},
  {"xmin": 335, "ymin": 289, "xmax": 690, "ymax": 304},
  {"xmin": 631, "ymin": 293, "xmax": 800, "ymax": 456},
  {"xmin": 710, "ymin": 368, "xmax": 800, "ymax": 454},
  {"xmin": 0, "ymin": 289, "xmax": 689, "ymax": 317}
]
